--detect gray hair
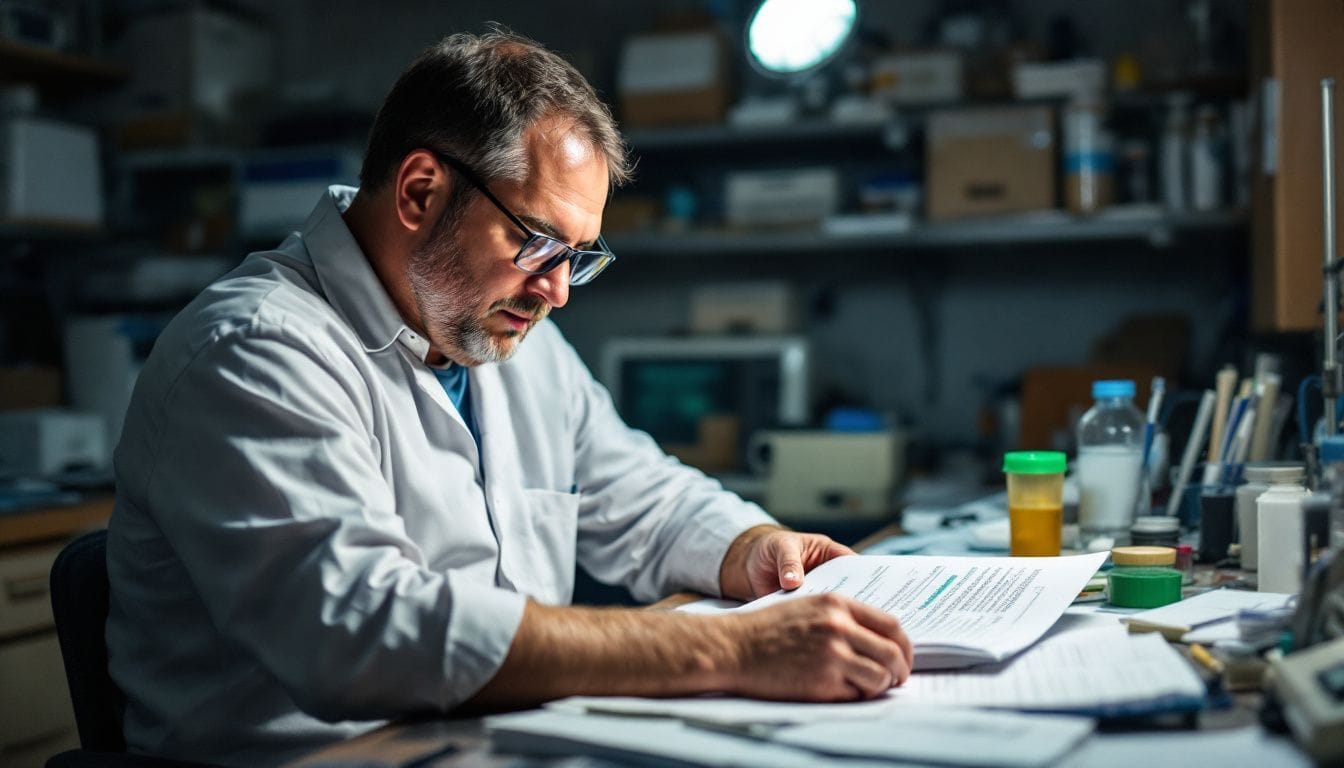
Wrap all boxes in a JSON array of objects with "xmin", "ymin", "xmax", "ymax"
[{"xmin": 359, "ymin": 29, "xmax": 632, "ymax": 193}]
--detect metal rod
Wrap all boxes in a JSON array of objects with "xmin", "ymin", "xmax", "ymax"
[{"xmin": 1323, "ymin": 78, "xmax": 1339, "ymax": 436}]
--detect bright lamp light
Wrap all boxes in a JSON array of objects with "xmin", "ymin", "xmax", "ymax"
[{"xmin": 747, "ymin": 0, "xmax": 858, "ymax": 75}]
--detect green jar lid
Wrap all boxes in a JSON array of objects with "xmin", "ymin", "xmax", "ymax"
[
  {"xmin": 1002, "ymin": 451, "xmax": 1067, "ymax": 474},
  {"xmin": 1107, "ymin": 567, "xmax": 1183, "ymax": 608}
]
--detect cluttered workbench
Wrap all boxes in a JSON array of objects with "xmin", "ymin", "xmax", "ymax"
[{"xmin": 282, "ymin": 505, "xmax": 1319, "ymax": 768}]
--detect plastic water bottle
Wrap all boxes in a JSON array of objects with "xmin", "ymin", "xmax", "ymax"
[{"xmin": 1077, "ymin": 380, "xmax": 1146, "ymax": 544}]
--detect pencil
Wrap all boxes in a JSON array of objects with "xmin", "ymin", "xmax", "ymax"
[{"xmin": 1189, "ymin": 642, "xmax": 1225, "ymax": 674}]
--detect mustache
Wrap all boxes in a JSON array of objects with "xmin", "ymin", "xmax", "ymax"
[{"xmin": 491, "ymin": 296, "xmax": 549, "ymax": 321}]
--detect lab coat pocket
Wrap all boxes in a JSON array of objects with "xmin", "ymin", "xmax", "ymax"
[{"xmin": 514, "ymin": 488, "xmax": 580, "ymax": 603}]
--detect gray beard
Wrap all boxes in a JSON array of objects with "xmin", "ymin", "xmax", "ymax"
[{"xmin": 406, "ymin": 222, "xmax": 547, "ymax": 365}]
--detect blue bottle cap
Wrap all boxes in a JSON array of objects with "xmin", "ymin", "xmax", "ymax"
[
  {"xmin": 1092, "ymin": 380, "xmax": 1136, "ymax": 399},
  {"xmin": 1321, "ymin": 435, "xmax": 1344, "ymax": 464}
]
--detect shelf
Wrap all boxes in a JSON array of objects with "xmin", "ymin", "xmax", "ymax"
[
  {"xmin": 0, "ymin": 39, "xmax": 127, "ymax": 94},
  {"xmin": 626, "ymin": 119, "xmax": 891, "ymax": 151},
  {"xmin": 0, "ymin": 220, "xmax": 104, "ymax": 242},
  {"xmin": 604, "ymin": 209, "xmax": 1245, "ymax": 257}
]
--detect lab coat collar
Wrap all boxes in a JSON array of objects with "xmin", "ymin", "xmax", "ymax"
[{"xmin": 302, "ymin": 185, "xmax": 431, "ymax": 359}]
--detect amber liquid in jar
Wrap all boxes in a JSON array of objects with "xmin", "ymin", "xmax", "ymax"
[{"xmin": 1009, "ymin": 504, "xmax": 1063, "ymax": 556}]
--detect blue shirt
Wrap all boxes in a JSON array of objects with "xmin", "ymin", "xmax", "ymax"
[{"xmin": 430, "ymin": 363, "xmax": 479, "ymax": 449}]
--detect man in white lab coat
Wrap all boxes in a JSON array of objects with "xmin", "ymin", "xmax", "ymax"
[{"xmin": 105, "ymin": 30, "xmax": 913, "ymax": 767}]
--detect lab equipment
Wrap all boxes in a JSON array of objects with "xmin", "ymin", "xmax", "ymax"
[
  {"xmin": 601, "ymin": 336, "xmax": 809, "ymax": 473},
  {"xmin": 748, "ymin": 429, "xmax": 904, "ymax": 522},
  {"xmin": 1002, "ymin": 451, "xmax": 1066, "ymax": 557},
  {"xmin": 1270, "ymin": 635, "xmax": 1344, "ymax": 765},
  {"xmin": 1077, "ymin": 380, "xmax": 1146, "ymax": 542}
]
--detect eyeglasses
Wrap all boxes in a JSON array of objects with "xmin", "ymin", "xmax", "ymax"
[{"xmin": 430, "ymin": 151, "xmax": 616, "ymax": 286}]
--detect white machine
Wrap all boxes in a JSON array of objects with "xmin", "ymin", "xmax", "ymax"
[
  {"xmin": 748, "ymin": 429, "xmax": 905, "ymax": 522},
  {"xmin": 0, "ymin": 409, "xmax": 107, "ymax": 478}
]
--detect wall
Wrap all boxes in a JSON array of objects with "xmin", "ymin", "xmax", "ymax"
[{"xmin": 264, "ymin": 0, "xmax": 1250, "ymax": 445}]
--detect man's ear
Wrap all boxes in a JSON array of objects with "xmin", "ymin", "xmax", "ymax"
[{"xmin": 393, "ymin": 150, "xmax": 450, "ymax": 233}]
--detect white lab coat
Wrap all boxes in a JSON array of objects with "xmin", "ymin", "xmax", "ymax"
[{"xmin": 105, "ymin": 186, "xmax": 774, "ymax": 767}]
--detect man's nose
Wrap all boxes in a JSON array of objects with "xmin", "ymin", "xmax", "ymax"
[{"xmin": 527, "ymin": 259, "xmax": 570, "ymax": 309}]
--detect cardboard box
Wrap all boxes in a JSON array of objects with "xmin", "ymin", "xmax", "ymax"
[
  {"xmin": 0, "ymin": 367, "xmax": 60, "ymax": 411},
  {"xmin": 1012, "ymin": 59, "xmax": 1107, "ymax": 101},
  {"xmin": 926, "ymin": 106, "xmax": 1056, "ymax": 220},
  {"xmin": 113, "ymin": 6, "xmax": 271, "ymax": 147},
  {"xmin": 724, "ymin": 167, "xmax": 839, "ymax": 227},
  {"xmin": 618, "ymin": 31, "xmax": 728, "ymax": 128},
  {"xmin": 690, "ymin": 281, "xmax": 796, "ymax": 334}
]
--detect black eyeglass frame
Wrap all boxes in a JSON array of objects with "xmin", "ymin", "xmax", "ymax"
[{"xmin": 429, "ymin": 150, "xmax": 616, "ymax": 286}]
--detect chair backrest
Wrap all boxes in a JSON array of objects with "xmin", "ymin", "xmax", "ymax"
[{"xmin": 49, "ymin": 528, "xmax": 127, "ymax": 752}]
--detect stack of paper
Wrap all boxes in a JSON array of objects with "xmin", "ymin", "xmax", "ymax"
[
  {"xmin": 1121, "ymin": 589, "xmax": 1294, "ymax": 642},
  {"xmin": 488, "ymin": 706, "xmax": 1094, "ymax": 768},
  {"xmin": 555, "ymin": 624, "xmax": 1205, "ymax": 722}
]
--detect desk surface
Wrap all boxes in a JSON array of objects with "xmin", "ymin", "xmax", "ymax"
[
  {"xmin": 284, "ymin": 539, "xmax": 1317, "ymax": 768},
  {"xmin": 0, "ymin": 495, "xmax": 113, "ymax": 548}
]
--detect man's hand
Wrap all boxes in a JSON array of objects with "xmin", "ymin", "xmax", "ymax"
[
  {"xmin": 724, "ymin": 593, "xmax": 914, "ymax": 700},
  {"xmin": 719, "ymin": 524, "xmax": 854, "ymax": 601}
]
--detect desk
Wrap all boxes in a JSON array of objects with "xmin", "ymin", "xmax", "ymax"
[
  {"xmin": 284, "ymin": 532, "xmax": 1316, "ymax": 768},
  {"xmin": 286, "ymin": 700, "xmax": 1310, "ymax": 768},
  {"xmin": 0, "ymin": 495, "xmax": 113, "ymax": 768}
]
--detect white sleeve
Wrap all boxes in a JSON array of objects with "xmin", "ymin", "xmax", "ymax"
[
  {"xmin": 139, "ymin": 326, "xmax": 524, "ymax": 721},
  {"xmin": 556, "ymin": 335, "xmax": 777, "ymax": 602}
]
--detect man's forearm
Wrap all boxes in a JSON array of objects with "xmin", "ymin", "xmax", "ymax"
[{"xmin": 461, "ymin": 600, "xmax": 739, "ymax": 712}]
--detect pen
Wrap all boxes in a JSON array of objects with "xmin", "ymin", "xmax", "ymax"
[{"xmin": 1189, "ymin": 642, "xmax": 1225, "ymax": 675}]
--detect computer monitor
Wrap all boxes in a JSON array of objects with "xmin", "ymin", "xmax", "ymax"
[{"xmin": 601, "ymin": 336, "xmax": 810, "ymax": 472}]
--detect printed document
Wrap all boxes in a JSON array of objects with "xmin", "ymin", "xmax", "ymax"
[{"xmin": 687, "ymin": 551, "xmax": 1108, "ymax": 669}]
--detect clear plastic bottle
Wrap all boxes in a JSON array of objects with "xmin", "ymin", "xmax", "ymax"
[{"xmin": 1076, "ymin": 380, "xmax": 1146, "ymax": 543}]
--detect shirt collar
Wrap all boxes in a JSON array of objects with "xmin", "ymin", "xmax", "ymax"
[{"xmin": 303, "ymin": 185, "xmax": 432, "ymax": 360}]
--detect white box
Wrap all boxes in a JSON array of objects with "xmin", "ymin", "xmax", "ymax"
[
  {"xmin": 1013, "ymin": 59, "xmax": 1107, "ymax": 101},
  {"xmin": 239, "ymin": 148, "xmax": 361, "ymax": 239},
  {"xmin": 725, "ymin": 167, "xmax": 839, "ymax": 227},
  {"xmin": 870, "ymin": 51, "xmax": 963, "ymax": 104},
  {"xmin": 0, "ymin": 117, "xmax": 102, "ymax": 227},
  {"xmin": 117, "ymin": 6, "xmax": 272, "ymax": 119},
  {"xmin": 0, "ymin": 408, "xmax": 107, "ymax": 477}
]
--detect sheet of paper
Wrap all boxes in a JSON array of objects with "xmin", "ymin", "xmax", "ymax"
[
  {"xmin": 887, "ymin": 624, "xmax": 1205, "ymax": 715},
  {"xmin": 548, "ymin": 694, "xmax": 901, "ymax": 725},
  {"xmin": 1121, "ymin": 589, "xmax": 1294, "ymax": 639},
  {"xmin": 737, "ymin": 551, "xmax": 1108, "ymax": 667},
  {"xmin": 487, "ymin": 710, "xmax": 890, "ymax": 768},
  {"xmin": 771, "ymin": 706, "xmax": 1094, "ymax": 768}
]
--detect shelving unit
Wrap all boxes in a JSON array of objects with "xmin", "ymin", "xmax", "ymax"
[
  {"xmin": 0, "ymin": 39, "xmax": 126, "ymax": 95},
  {"xmin": 606, "ymin": 209, "xmax": 1246, "ymax": 257}
]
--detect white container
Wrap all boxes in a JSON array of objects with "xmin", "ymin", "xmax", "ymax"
[
  {"xmin": 1190, "ymin": 105, "xmax": 1224, "ymax": 211},
  {"xmin": 1257, "ymin": 481, "xmax": 1310, "ymax": 593},
  {"xmin": 1076, "ymin": 380, "xmax": 1146, "ymax": 541},
  {"xmin": 1237, "ymin": 463, "xmax": 1306, "ymax": 572},
  {"xmin": 1160, "ymin": 96, "xmax": 1190, "ymax": 211}
]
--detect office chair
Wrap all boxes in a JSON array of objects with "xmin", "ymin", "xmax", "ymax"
[{"xmin": 47, "ymin": 529, "xmax": 214, "ymax": 768}]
